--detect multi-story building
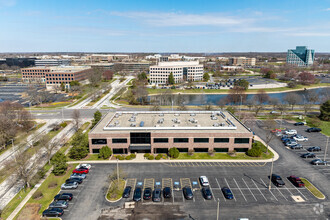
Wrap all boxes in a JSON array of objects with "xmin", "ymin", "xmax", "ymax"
[
  {"xmin": 114, "ymin": 62, "xmax": 150, "ymax": 73},
  {"xmin": 287, "ymin": 46, "xmax": 315, "ymax": 67},
  {"xmin": 21, "ymin": 66, "xmax": 92, "ymax": 89},
  {"xmin": 149, "ymin": 61, "xmax": 203, "ymax": 85},
  {"xmin": 88, "ymin": 54, "xmax": 130, "ymax": 62},
  {"xmin": 88, "ymin": 111, "xmax": 253, "ymax": 154},
  {"xmin": 228, "ymin": 57, "xmax": 256, "ymax": 66},
  {"xmin": 35, "ymin": 59, "xmax": 70, "ymax": 66}
]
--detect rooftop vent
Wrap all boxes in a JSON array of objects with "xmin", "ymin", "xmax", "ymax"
[
  {"xmin": 157, "ymin": 118, "xmax": 164, "ymax": 124},
  {"xmin": 211, "ymin": 116, "xmax": 218, "ymax": 120},
  {"xmin": 213, "ymin": 123, "xmax": 219, "ymax": 127},
  {"xmin": 130, "ymin": 123, "xmax": 136, "ymax": 127},
  {"xmin": 190, "ymin": 113, "xmax": 196, "ymax": 116},
  {"xmin": 174, "ymin": 113, "xmax": 180, "ymax": 116}
]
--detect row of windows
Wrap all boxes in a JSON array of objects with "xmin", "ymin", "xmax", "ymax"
[
  {"xmin": 91, "ymin": 138, "xmax": 249, "ymax": 145},
  {"xmin": 151, "ymin": 67, "xmax": 203, "ymax": 70},
  {"xmin": 46, "ymin": 78, "xmax": 74, "ymax": 81},
  {"xmin": 22, "ymin": 69, "xmax": 50, "ymax": 72},
  {"xmin": 46, "ymin": 74, "xmax": 74, "ymax": 77}
]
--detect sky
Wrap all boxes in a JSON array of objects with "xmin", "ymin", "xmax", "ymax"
[{"xmin": 0, "ymin": 0, "xmax": 330, "ymax": 52}]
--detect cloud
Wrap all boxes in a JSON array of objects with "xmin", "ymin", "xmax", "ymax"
[
  {"xmin": 110, "ymin": 11, "xmax": 253, "ymax": 27},
  {"xmin": 287, "ymin": 32, "xmax": 330, "ymax": 37},
  {"xmin": 0, "ymin": 0, "xmax": 16, "ymax": 8},
  {"xmin": 324, "ymin": 8, "xmax": 330, "ymax": 11}
]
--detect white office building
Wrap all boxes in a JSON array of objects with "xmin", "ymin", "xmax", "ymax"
[
  {"xmin": 149, "ymin": 61, "xmax": 203, "ymax": 85},
  {"xmin": 35, "ymin": 59, "xmax": 70, "ymax": 66}
]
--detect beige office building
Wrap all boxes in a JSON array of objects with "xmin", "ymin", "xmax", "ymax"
[{"xmin": 229, "ymin": 57, "xmax": 256, "ymax": 66}]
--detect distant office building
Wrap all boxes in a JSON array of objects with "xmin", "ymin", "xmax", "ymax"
[
  {"xmin": 21, "ymin": 66, "xmax": 92, "ymax": 89},
  {"xmin": 35, "ymin": 59, "xmax": 70, "ymax": 67},
  {"xmin": 149, "ymin": 61, "xmax": 203, "ymax": 85},
  {"xmin": 229, "ymin": 57, "xmax": 256, "ymax": 66},
  {"xmin": 89, "ymin": 54, "xmax": 130, "ymax": 62},
  {"xmin": 5, "ymin": 58, "xmax": 36, "ymax": 67},
  {"xmin": 114, "ymin": 62, "xmax": 150, "ymax": 73},
  {"xmin": 287, "ymin": 46, "xmax": 315, "ymax": 67},
  {"xmin": 89, "ymin": 63, "xmax": 114, "ymax": 71}
]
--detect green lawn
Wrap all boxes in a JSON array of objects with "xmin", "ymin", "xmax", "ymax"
[
  {"xmin": 1, "ymin": 188, "xmax": 32, "ymax": 219},
  {"xmin": 300, "ymin": 178, "xmax": 325, "ymax": 199},
  {"xmin": 176, "ymin": 151, "xmax": 273, "ymax": 160},
  {"xmin": 106, "ymin": 179, "xmax": 125, "ymax": 201},
  {"xmin": 67, "ymin": 153, "xmax": 107, "ymax": 161},
  {"xmin": 25, "ymin": 164, "xmax": 78, "ymax": 215},
  {"xmin": 295, "ymin": 117, "xmax": 330, "ymax": 136}
]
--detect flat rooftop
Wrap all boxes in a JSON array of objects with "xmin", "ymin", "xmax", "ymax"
[
  {"xmin": 90, "ymin": 111, "xmax": 252, "ymax": 134},
  {"xmin": 22, "ymin": 66, "xmax": 91, "ymax": 73}
]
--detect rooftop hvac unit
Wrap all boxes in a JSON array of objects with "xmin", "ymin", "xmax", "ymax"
[
  {"xmin": 133, "ymin": 113, "xmax": 138, "ymax": 116},
  {"xmin": 115, "ymin": 114, "xmax": 119, "ymax": 118},
  {"xmin": 211, "ymin": 116, "xmax": 218, "ymax": 120},
  {"xmin": 174, "ymin": 113, "xmax": 180, "ymax": 116},
  {"xmin": 195, "ymin": 124, "xmax": 201, "ymax": 127},
  {"xmin": 140, "ymin": 121, "xmax": 144, "ymax": 127},
  {"xmin": 157, "ymin": 118, "xmax": 164, "ymax": 124},
  {"xmin": 190, "ymin": 113, "xmax": 196, "ymax": 116},
  {"xmin": 220, "ymin": 123, "xmax": 225, "ymax": 127},
  {"xmin": 213, "ymin": 123, "xmax": 219, "ymax": 127},
  {"xmin": 173, "ymin": 124, "xmax": 178, "ymax": 127},
  {"xmin": 130, "ymin": 123, "xmax": 136, "ymax": 127},
  {"xmin": 155, "ymin": 124, "xmax": 160, "ymax": 127},
  {"xmin": 115, "ymin": 121, "xmax": 119, "ymax": 125},
  {"xmin": 119, "ymin": 112, "xmax": 122, "ymax": 116},
  {"xmin": 159, "ymin": 113, "xmax": 164, "ymax": 116},
  {"xmin": 129, "ymin": 117, "xmax": 136, "ymax": 122}
]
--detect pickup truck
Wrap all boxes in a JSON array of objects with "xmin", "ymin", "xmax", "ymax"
[
  {"xmin": 288, "ymin": 175, "xmax": 305, "ymax": 187},
  {"xmin": 271, "ymin": 174, "xmax": 285, "ymax": 187}
]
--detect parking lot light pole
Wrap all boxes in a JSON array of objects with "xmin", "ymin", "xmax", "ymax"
[
  {"xmin": 268, "ymin": 156, "xmax": 274, "ymax": 190},
  {"xmin": 117, "ymin": 158, "xmax": 119, "ymax": 186},
  {"xmin": 324, "ymin": 136, "xmax": 329, "ymax": 162},
  {"xmin": 216, "ymin": 198, "xmax": 220, "ymax": 220}
]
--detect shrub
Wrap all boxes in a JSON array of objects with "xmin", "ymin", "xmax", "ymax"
[
  {"xmin": 188, "ymin": 149, "xmax": 194, "ymax": 156},
  {"xmin": 60, "ymin": 122, "xmax": 68, "ymax": 128},
  {"xmin": 148, "ymin": 155, "xmax": 154, "ymax": 160},
  {"xmin": 168, "ymin": 147, "xmax": 179, "ymax": 158},
  {"xmin": 98, "ymin": 146, "xmax": 112, "ymax": 159},
  {"xmin": 228, "ymin": 150, "xmax": 236, "ymax": 156},
  {"xmin": 155, "ymin": 154, "xmax": 162, "ymax": 160},
  {"xmin": 287, "ymin": 81, "xmax": 297, "ymax": 88},
  {"xmin": 69, "ymin": 146, "xmax": 88, "ymax": 160},
  {"xmin": 115, "ymin": 155, "xmax": 125, "ymax": 160},
  {"xmin": 125, "ymin": 155, "xmax": 131, "ymax": 160},
  {"xmin": 51, "ymin": 152, "xmax": 68, "ymax": 176},
  {"xmin": 32, "ymin": 191, "xmax": 43, "ymax": 200},
  {"xmin": 246, "ymin": 144, "xmax": 262, "ymax": 157},
  {"xmin": 319, "ymin": 100, "xmax": 330, "ymax": 121},
  {"xmin": 144, "ymin": 153, "xmax": 150, "ymax": 158},
  {"xmin": 130, "ymin": 154, "xmax": 136, "ymax": 159},
  {"xmin": 48, "ymin": 180, "xmax": 58, "ymax": 188},
  {"xmin": 162, "ymin": 154, "xmax": 168, "ymax": 159}
]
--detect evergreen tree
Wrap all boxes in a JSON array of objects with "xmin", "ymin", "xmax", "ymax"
[{"xmin": 168, "ymin": 73, "xmax": 175, "ymax": 85}]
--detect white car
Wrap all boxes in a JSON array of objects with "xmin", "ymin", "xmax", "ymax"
[
  {"xmin": 293, "ymin": 135, "xmax": 308, "ymax": 142},
  {"xmin": 76, "ymin": 164, "xmax": 91, "ymax": 170},
  {"xmin": 285, "ymin": 130, "xmax": 297, "ymax": 135},
  {"xmin": 199, "ymin": 176, "xmax": 209, "ymax": 186}
]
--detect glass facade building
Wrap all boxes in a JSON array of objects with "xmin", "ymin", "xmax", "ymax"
[{"xmin": 286, "ymin": 46, "xmax": 315, "ymax": 67}]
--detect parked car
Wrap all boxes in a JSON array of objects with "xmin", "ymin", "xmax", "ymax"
[
  {"xmin": 183, "ymin": 187, "xmax": 194, "ymax": 200},
  {"xmin": 307, "ymin": 146, "xmax": 321, "ymax": 152},
  {"xmin": 42, "ymin": 208, "xmax": 64, "ymax": 217},
  {"xmin": 294, "ymin": 122, "xmax": 306, "ymax": 126},
  {"xmin": 199, "ymin": 176, "xmax": 209, "ymax": 186},
  {"xmin": 221, "ymin": 187, "xmax": 234, "ymax": 200},
  {"xmin": 163, "ymin": 187, "xmax": 171, "ymax": 198},
  {"xmin": 281, "ymin": 135, "xmax": 289, "ymax": 140},
  {"xmin": 311, "ymin": 159, "xmax": 328, "ymax": 165},
  {"xmin": 66, "ymin": 178, "xmax": 83, "ymax": 184},
  {"xmin": 285, "ymin": 141, "xmax": 298, "ymax": 146},
  {"xmin": 290, "ymin": 144, "xmax": 303, "ymax": 150},
  {"xmin": 143, "ymin": 188, "xmax": 152, "ymax": 200},
  {"xmin": 275, "ymin": 132, "xmax": 283, "ymax": 137},
  {"xmin": 306, "ymin": 127, "xmax": 322, "ymax": 133},
  {"xmin": 271, "ymin": 128, "xmax": 282, "ymax": 133},
  {"xmin": 61, "ymin": 182, "xmax": 78, "ymax": 190},
  {"xmin": 133, "ymin": 188, "xmax": 142, "ymax": 202},
  {"xmin": 123, "ymin": 186, "xmax": 132, "ymax": 198},
  {"xmin": 76, "ymin": 163, "xmax": 91, "ymax": 169},
  {"xmin": 271, "ymin": 174, "xmax": 285, "ymax": 187},
  {"xmin": 152, "ymin": 188, "xmax": 162, "ymax": 202},
  {"xmin": 202, "ymin": 187, "xmax": 213, "ymax": 200},
  {"xmin": 293, "ymin": 135, "xmax": 308, "ymax": 142},
  {"xmin": 70, "ymin": 173, "xmax": 86, "ymax": 179},
  {"xmin": 270, "ymin": 111, "xmax": 279, "ymax": 114},
  {"xmin": 72, "ymin": 168, "xmax": 89, "ymax": 174},
  {"xmin": 54, "ymin": 193, "xmax": 73, "ymax": 201},
  {"xmin": 288, "ymin": 176, "xmax": 305, "ymax": 187},
  {"xmin": 301, "ymin": 153, "xmax": 316, "ymax": 158},
  {"xmin": 285, "ymin": 130, "xmax": 297, "ymax": 135},
  {"xmin": 49, "ymin": 200, "xmax": 68, "ymax": 209}
]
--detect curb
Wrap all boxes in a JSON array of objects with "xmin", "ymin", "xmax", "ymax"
[
  {"xmin": 105, "ymin": 180, "xmax": 126, "ymax": 203},
  {"xmin": 301, "ymin": 178, "xmax": 326, "ymax": 200}
]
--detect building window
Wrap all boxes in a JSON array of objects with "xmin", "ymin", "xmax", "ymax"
[
  {"xmin": 174, "ymin": 138, "xmax": 189, "ymax": 143},
  {"xmin": 92, "ymin": 149, "xmax": 100, "ymax": 154},
  {"xmin": 91, "ymin": 139, "xmax": 107, "ymax": 145},
  {"xmin": 234, "ymin": 138, "xmax": 250, "ymax": 144},
  {"xmin": 130, "ymin": 132, "xmax": 151, "ymax": 144},
  {"xmin": 234, "ymin": 148, "xmax": 249, "ymax": 152},
  {"xmin": 214, "ymin": 138, "xmax": 229, "ymax": 143},
  {"xmin": 194, "ymin": 138, "xmax": 209, "ymax": 143},
  {"xmin": 154, "ymin": 138, "xmax": 168, "ymax": 143},
  {"xmin": 112, "ymin": 138, "xmax": 127, "ymax": 144},
  {"xmin": 214, "ymin": 148, "xmax": 229, "ymax": 152}
]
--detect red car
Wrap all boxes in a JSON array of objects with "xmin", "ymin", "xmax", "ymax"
[
  {"xmin": 271, "ymin": 129, "xmax": 282, "ymax": 133},
  {"xmin": 72, "ymin": 168, "xmax": 89, "ymax": 174},
  {"xmin": 288, "ymin": 175, "xmax": 304, "ymax": 187}
]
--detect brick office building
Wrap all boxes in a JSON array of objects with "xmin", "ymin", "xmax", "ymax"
[
  {"xmin": 21, "ymin": 66, "xmax": 92, "ymax": 89},
  {"xmin": 88, "ymin": 111, "xmax": 253, "ymax": 154}
]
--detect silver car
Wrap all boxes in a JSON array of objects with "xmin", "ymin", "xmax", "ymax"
[
  {"xmin": 70, "ymin": 173, "xmax": 86, "ymax": 179},
  {"xmin": 49, "ymin": 200, "xmax": 68, "ymax": 209},
  {"xmin": 61, "ymin": 182, "xmax": 78, "ymax": 190}
]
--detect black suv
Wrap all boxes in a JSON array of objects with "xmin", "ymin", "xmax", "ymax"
[
  {"xmin": 42, "ymin": 208, "xmax": 64, "ymax": 217},
  {"xmin": 301, "ymin": 153, "xmax": 316, "ymax": 158},
  {"xmin": 66, "ymin": 178, "xmax": 83, "ymax": 184},
  {"xmin": 133, "ymin": 188, "xmax": 142, "ymax": 202},
  {"xmin": 307, "ymin": 146, "xmax": 321, "ymax": 152},
  {"xmin": 202, "ymin": 187, "xmax": 213, "ymax": 200},
  {"xmin": 54, "ymin": 193, "xmax": 73, "ymax": 201},
  {"xmin": 183, "ymin": 187, "xmax": 193, "ymax": 200},
  {"xmin": 163, "ymin": 187, "xmax": 171, "ymax": 198},
  {"xmin": 306, "ymin": 127, "xmax": 322, "ymax": 132},
  {"xmin": 143, "ymin": 188, "xmax": 152, "ymax": 200},
  {"xmin": 123, "ymin": 186, "xmax": 131, "ymax": 198},
  {"xmin": 271, "ymin": 174, "xmax": 285, "ymax": 187}
]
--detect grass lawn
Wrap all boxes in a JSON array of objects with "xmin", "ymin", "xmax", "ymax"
[
  {"xmin": 175, "ymin": 152, "xmax": 273, "ymax": 160},
  {"xmin": 300, "ymin": 178, "xmax": 325, "ymax": 199},
  {"xmin": 295, "ymin": 117, "xmax": 330, "ymax": 136},
  {"xmin": 1, "ymin": 188, "xmax": 32, "ymax": 219},
  {"xmin": 25, "ymin": 164, "xmax": 78, "ymax": 215},
  {"xmin": 86, "ymin": 90, "xmax": 110, "ymax": 106},
  {"xmin": 80, "ymin": 122, "xmax": 90, "ymax": 131},
  {"xmin": 106, "ymin": 179, "xmax": 125, "ymax": 201},
  {"xmin": 67, "ymin": 153, "xmax": 107, "ymax": 161}
]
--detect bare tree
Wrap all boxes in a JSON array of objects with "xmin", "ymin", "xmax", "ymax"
[
  {"xmin": 284, "ymin": 93, "xmax": 302, "ymax": 110},
  {"xmin": 269, "ymin": 98, "xmax": 280, "ymax": 109},
  {"xmin": 45, "ymin": 140, "xmax": 58, "ymax": 165},
  {"xmin": 12, "ymin": 148, "xmax": 36, "ymax": 188},
  {"xmin": 305, "ymin": 90, "xmax": 319, "ymax": 104},
  {"xmin": 263, "ymin": 119, "xmax": 277, "ymax": 154},
  {"xmin": 89, "ymin": 68, "xmax": 102, "ymax": 87},
  {"xmin": 72, "ymin": 109, "xmax": 81, "ymax": 131},
  {"xmin": 254, "ymin": 89, "xmax": 270, "ymax": 104}
]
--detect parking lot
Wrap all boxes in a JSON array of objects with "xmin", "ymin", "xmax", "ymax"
[{"xmin": 61, "ymin": 163, "xmax": 330, "ymax": 220}]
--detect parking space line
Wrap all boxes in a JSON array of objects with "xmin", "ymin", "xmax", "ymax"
[
  {"xmin": 215, "ymin": 178, "xmax": 226, "ymax": 202},
  {"xmin": 224, "ymin": 178, "xmax": 236, "ymax": 201},
  {"xmin": 180, "ymin": 178, "xmax": 192, "ymax": 189},
  {"xmin": 259, "ymin": 178, "xmax": 277, "ymax": 201},
  {"xmin": 251, "ymin": 179, "xmax": 267, "ymax": 201},
  {"xmin": 172, "ymin": 190, "xmax": 174, "ymax": 203},
  {"xmin": 209, "ymin": 183, "xmax": 216, "ymax": 202},
  {"xmin": 284, "ymin": 185, "xmax": 294, "ymax": 196},
  {"xmin": 242, "ymin": 178, "xmax": 257, "ymax": 201},
  {"xmin": 233, "ymin": 178, "xmax": 247, "ymax": 202},
  {"xmin": 144, "ymin": 178, "xmax": 154, "ymax": 190},
  {"xmin": 286, "ymin": 180, "xmax": 308, "ymax": 201}
]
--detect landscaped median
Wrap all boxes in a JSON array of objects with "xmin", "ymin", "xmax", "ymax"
[
  {"xmin": 106, "ymin": 179, "xmax": 126, "ymax": 202},
  {"xmin": 300, "ymin": 178, "xmax": 326, "ymax": 200},
  {"xmin": 14, "ymin": 164, "xmax": 78, "ymax": 219}
]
